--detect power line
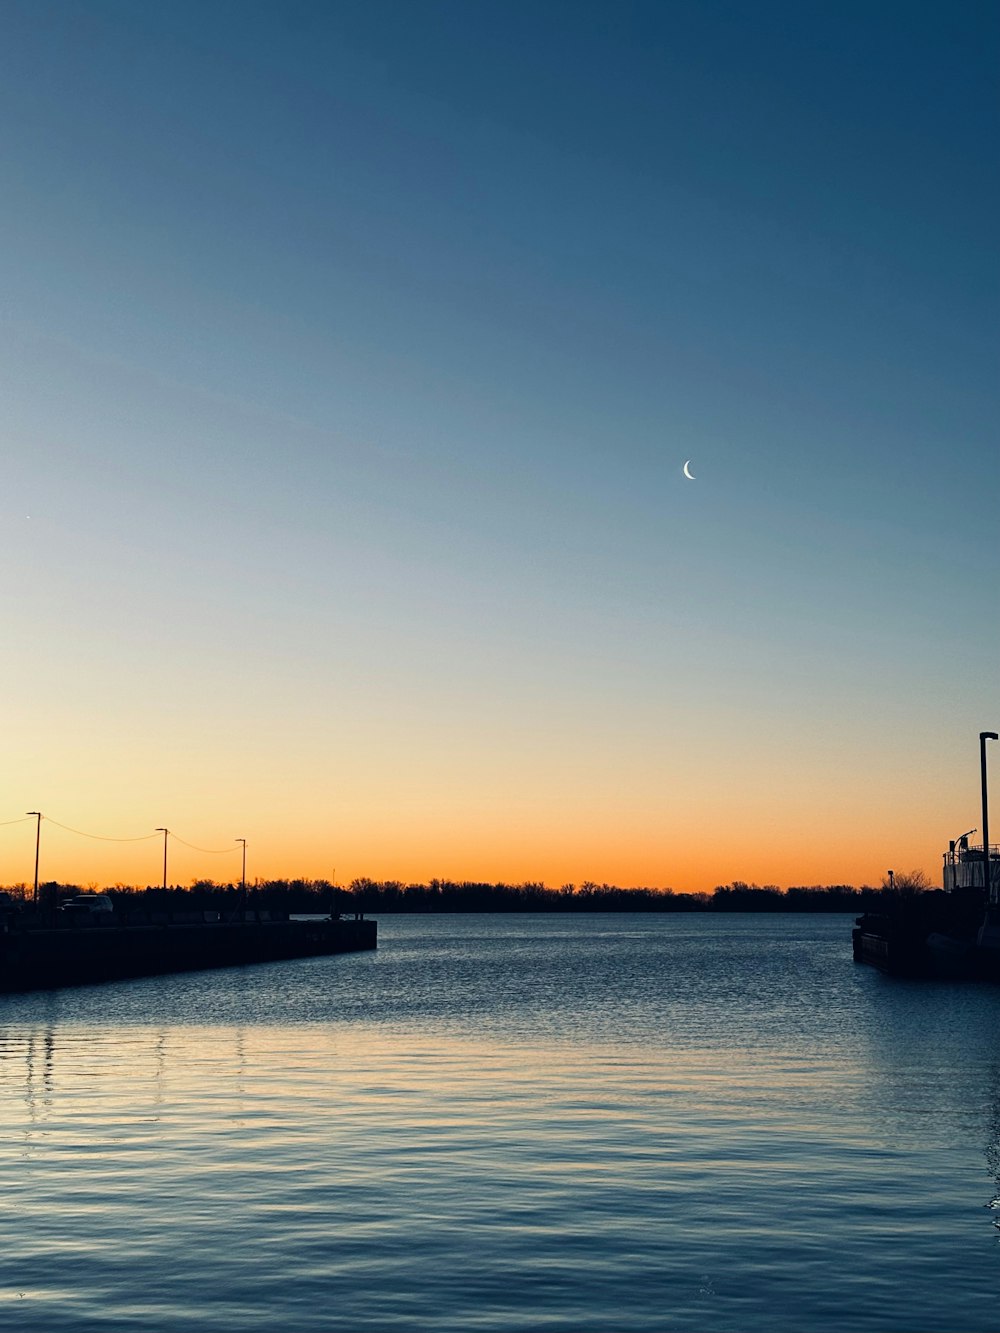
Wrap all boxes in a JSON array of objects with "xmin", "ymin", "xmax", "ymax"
[
  {"xmin": 4, "ymin": 815, "xmax": 241, "ymax": 858},
  {"xmin": 169, "ymin": 832, "xmax": 239, "ymax": 855},
  {"xmin": 43, "ymin": 817, "xmax": 160, "ymax": 843}
]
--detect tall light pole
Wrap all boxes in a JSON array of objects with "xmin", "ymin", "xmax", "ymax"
[
  {"xmin": 26, "ymin": 812, "xmax": 41, "ymax": 903},
  {"xmin": 155, "ymin": 828, "xmax": 169, "ymax": 893},
  {"xmin": 887, "ymin": 869, "xmax": 895, "ymax": 892},
  {"xmin": 235, "ymin": 839, "xmax": 246, "ymax": 892},
  {"xmin": 981, "ymin": 733, "xmax": 998, "ymax": 905}
]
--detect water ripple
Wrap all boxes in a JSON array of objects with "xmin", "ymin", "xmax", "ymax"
[{"xmin": 1, "ymin": 915, "xmax": 999, "ymax": 1331}]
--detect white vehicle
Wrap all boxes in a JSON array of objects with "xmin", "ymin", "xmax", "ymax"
[{"xmin": 60, "ymin": 894, "xmax": 114, "ymax": 916}]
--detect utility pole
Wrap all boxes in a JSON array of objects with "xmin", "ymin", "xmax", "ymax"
[
  {"xmin": 155, "ymin": 828, "xmax": 169, "ymax": 892},
  {"xmin": 236, "ymin": 838, "xmax": 246, "ymax": 892},
  {"xmin": 981, "ymin": 733, "xmax": 998, "ymax": 905},
  {"xmin": 26, "ymin": 812, "xmax": 41, "ymax": 903}
]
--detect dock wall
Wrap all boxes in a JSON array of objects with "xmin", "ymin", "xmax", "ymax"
[{"xmin": 0, "ymin": 917, "xmax": 376, "ymax": 992}]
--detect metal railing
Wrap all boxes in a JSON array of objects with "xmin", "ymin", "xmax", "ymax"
[{"xmin": 956, "ymin": 844, "xmax": 1000, "ymax": 862}]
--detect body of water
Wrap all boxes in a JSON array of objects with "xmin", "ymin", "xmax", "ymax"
[{"xmin": 2, "ymin": 913, "xmax": 999, "ymax": 1331}]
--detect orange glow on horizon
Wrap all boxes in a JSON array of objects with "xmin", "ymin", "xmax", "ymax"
[
  {"xmin": 0, "ymin": 798, "xmax": 952, "ymax": 895},
  {"xmin": 2, "ymin": 706, "xmax": 984, "ymax": 896}
]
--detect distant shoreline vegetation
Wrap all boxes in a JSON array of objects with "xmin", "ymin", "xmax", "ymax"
[{"xmin": 0, "ymin": 878, "xmax": 931, "ymax": 913}]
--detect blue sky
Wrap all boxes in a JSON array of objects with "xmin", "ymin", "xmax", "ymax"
[{"xmin": 2, "ymin": 1, "xmax": 997, "ymax": 888}]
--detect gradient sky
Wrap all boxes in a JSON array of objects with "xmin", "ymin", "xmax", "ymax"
[{"xmin": 2, "ymin": 0, "xmax": 998, "ymax": 892}]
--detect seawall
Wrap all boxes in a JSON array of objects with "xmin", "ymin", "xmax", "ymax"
[{"xmin": 0, "ymin": 916, "xmax": 377, "ymax": 992}]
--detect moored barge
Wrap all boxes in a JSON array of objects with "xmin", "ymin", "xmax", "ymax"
[
  {"xmin": 853, "ymin": 731, "xmax": 1000, "ymax": 980},
  {"xmin": 853, "ymin": 839, "xmax": 1000, "ymax": 979}
]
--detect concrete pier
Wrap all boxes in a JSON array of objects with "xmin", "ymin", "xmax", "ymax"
[{"xmin": 0, "ymin": 915, "xmax": 377, "ymax": 992}]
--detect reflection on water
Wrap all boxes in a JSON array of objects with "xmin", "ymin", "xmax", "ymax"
[
  {"xmin": 1, "ymin": 914, "xmax": 999, "ymax": 1332},
  {"xmin": 985, "ymin": 1064, "xmax": 1000, "ymax": 1230}
]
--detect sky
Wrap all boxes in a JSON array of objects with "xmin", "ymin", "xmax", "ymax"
[{"xmin": 2, "ymin": 0, "xmax": 998, "ymax": 892}]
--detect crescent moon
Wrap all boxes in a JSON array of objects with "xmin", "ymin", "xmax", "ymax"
[{"xmin": 683, "ymin": 460, "xmax": 695, "ymax": 480}]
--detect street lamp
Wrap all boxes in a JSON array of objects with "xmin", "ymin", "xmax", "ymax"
[
  {"xmin": 235, "ymin": 839, "xmax": 246, "ymax": 892},
  {"xmin": 887, "ymin": 869, "xmax": 895, "ymax": 891},
  {"xmin": 155, "ymin": 828, "xmax": 169, "ymax": 893},
  {"xmin": 26, "ymin": 812, "xmax": 41, "ymax": 903},
  {"xmin": 981, "ymin": 733, "xmax": 999, "ymax": 903}
]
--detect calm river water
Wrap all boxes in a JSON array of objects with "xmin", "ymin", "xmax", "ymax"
[{"xmin": 2, "ymin": 913, "xmax": 999, "ymax": 1331}]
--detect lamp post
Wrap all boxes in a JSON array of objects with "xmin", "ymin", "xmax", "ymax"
[
  {"xmin": 155, "ymin": 828, "xmax": 169, "ymax": 893},
  {"xmin": 235, "ymin": 839, "xmax": 246, "ymax": 892},
  {"xmin": 981, "ymin": 733, "xmax": 998, "ymax": 904},
  {"xmin": 887, "ymin": 869, "xmax": 895, "ymax": 892},
  {"xmin": 26, "ymin": 812, "xmax": 41, "ymax": 903}
]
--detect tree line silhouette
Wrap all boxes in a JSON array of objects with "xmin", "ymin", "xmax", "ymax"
[{"xmin": 0, "ymin": 876, "xmax": 923, "ymax": 914}]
